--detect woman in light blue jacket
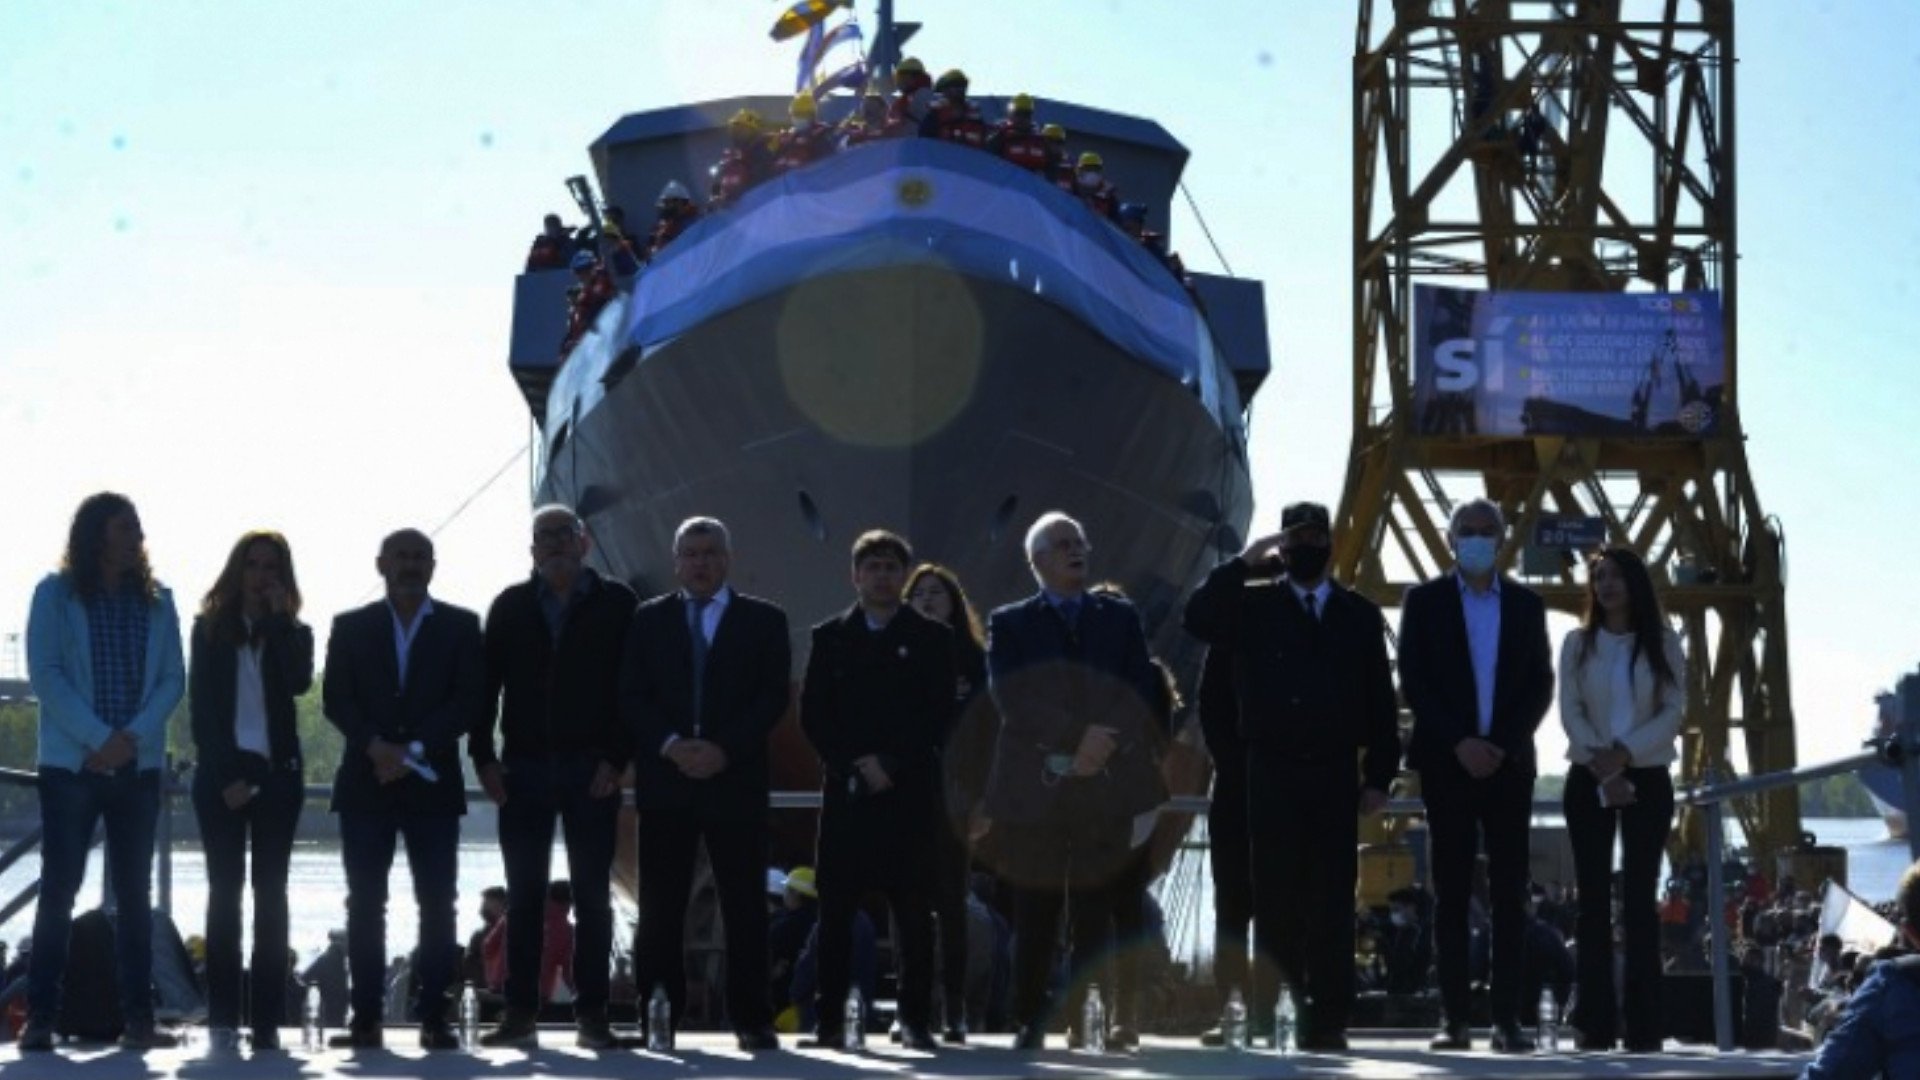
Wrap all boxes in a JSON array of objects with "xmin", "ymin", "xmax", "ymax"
[{"xmin": 19, "ymin": 493, "xmax": 185, "ymax": 1052}]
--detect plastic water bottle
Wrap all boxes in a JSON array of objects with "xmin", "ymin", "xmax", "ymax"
[
  {"xmin": 459, "ymin": 984, "xmax": 479, "ymax": 1049},
  {"xmin": 844, "ymin": 989, "xmax": 865, "ymax": 1049},
  {"xmin": 647, "ymin": 985, "xmax": 673, "ymax": 1051},
  {"xmin": 1082, "ymin": 984, "xmax": 1107, "ymax": 1053},
  {"xmin": 1538, "ymin": 987, "xmax": 1559, "ymax": 1052},
  {"xmin": 1222, "ymin": 986, "xmax": 1249, "ymax": 1051},
  {"xmin": 1274, "ymin": 986, "xmax": 1296, "ymax": 1054},
  {"xmin": 303, "ymin": 984, "xmax": 323, "ymax": 1052}
]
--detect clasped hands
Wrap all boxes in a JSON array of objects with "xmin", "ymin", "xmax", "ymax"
[
  {"xmin": 83, "ymin": 730, "xmax": 136, "ymax": 774},
  {"xmin": 1588, "ymin": 744, "xmax": 1637, "ymax": 806}
]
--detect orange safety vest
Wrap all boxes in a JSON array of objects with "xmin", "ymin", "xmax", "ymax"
[{"xmin": 992, "ymin": 123, "xmax": 1052, "ymax": 175}]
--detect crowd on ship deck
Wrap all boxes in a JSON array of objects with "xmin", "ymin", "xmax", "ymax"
[
  {"xmin": 15, "ymin": 490, "xmax": 1920, "ymax": 1073},
  {"xmin": 522, "ymin": 58, "xmax": 1194, "ymax": 363}
]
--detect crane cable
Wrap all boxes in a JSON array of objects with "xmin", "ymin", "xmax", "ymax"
[{"xmin": 1178, "ymin": 180, "xmax": 1235, "ymax": 279}]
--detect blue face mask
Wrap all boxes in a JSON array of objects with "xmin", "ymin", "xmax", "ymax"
[{"xmin": 1454, "ymin": 535, "xmax": 1499, "ymax": 576}]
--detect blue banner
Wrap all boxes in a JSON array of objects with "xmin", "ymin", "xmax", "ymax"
[{"xmin": 1412, "ymin": 286, "xmax": 1727, "ymax": 438}]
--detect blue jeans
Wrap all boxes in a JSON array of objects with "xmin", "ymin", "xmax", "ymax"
[
  {"xmin": 28, "ymin": 766, "xmax": 161, "ymax": 1026},
  {"xmin": 497, "ymin": 754, "xmax": 617, "ymax": 1014},
  {"xmin": 340, "ymin": 811, "xmax": 459, "ymax": 1027}
]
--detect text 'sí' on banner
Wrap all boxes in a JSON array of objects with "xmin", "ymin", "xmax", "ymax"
[{"xmin": 1411, "ymin": 287, "xmax": 1727, "ymax": 439}]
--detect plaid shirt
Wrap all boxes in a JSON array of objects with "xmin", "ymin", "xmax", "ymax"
[{"xmin": 87, "ymin": 586, "xmax": 150, "ymax": 729}]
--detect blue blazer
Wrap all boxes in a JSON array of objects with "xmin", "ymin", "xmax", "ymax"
[
  {"xmin": 27, "ymin": 572, "xmax": 185, "ymax": 773},
  {"xmin": 983, "ymin": 591, "xmax": 1163, "ymax": 824}
]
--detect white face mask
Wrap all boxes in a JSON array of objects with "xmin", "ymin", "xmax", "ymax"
[{"xmin": 1076, "ymin": 170, "xmax": 1099, "ymax": 188}]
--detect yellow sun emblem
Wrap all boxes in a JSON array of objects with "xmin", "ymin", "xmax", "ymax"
[{"xmin": 897, "ymin": 177, "xmax": 933, "ymax": 208}]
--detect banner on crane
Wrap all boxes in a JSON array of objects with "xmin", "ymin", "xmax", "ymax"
[{"xmin": 1411, "ymin": 286, "xmax": 1726, "ymax": 438}]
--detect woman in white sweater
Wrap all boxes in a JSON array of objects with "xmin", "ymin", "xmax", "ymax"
[{"xmin": 1558, "ymin": 547, "xmax": 1686, "ymax": 1053}]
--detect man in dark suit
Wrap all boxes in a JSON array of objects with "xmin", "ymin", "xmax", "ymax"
[
  {"xmin": 474, "ymin": 504, "xmax": 636, "ymax": 1050},
  {"xmin": 1183, "ymin": 500, "xmax": 1399, "ymax": 1052},
  {"xmin": 797, "ymin": 529, "xmax": 953, "ymax": 1050},
  {"xmin": 619, "ymin": 516, "xmax": 789, "ymax": 1051},
  {"xmin": 1397, "ymin": 498, "xmax": 1554, "ymax": 1052},
  {"xmin": 985, "ymin": 511, "xmax": 1165, "ymax": 1051},
  {"xmin": 323, "ymin": 528, "xmax": 485, "ymax": 1050}
]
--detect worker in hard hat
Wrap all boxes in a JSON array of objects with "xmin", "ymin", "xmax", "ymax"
[
  {"xmin": 708, "ymin": 107, "xmax": 774, "ymax": 210},
  {"xmin": 1042, "ymin": 123, "xmax": 1076, "ymax": 192},
  {"xmin": 775, "ymin": 92, "xmax": 837, "ymax": 174},
  {"xmin": 646, "ymin": 180, "xmax": 700, "ymax": 262},
  {"xmin": 559, "ymin": 250, "xmax": 616, "ymax": 358},
  {"xmin": 840, "ymin": 91, "xmax": 903, "ymax": 149},
  {"xmin": 1117, "ymin": 202, "xmax": 1193, "ymax": 290},
  {"xmin": 768, "ymin": 867, "xmax": 820, "ymax": 1026},
  {"xmin": 888, "ymin": 57, "xmax": 933, "ymax": 126},
  {"xmin": 987, "ymin": 93, "xmax": 1052, "ymax": 177},
  {"xmin": 923, "ymin": 68, "xmax": 986, "ymax": 148},
  {"xmin": 1073, "ymin": 151, "xmax": 1120, "ymax": 222}
]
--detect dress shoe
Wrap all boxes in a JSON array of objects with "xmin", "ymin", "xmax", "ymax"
[
  {"xmin": 1576, "ymin": 1033, "xmax": 1616, "ymax": 1052},
  {"xmin": 1013, "ymin": 1023, "xmax": 1048, "ymax": 1051},
  {"xmin": 941, "ymin": 1020, "xmax": 968, "ymax": 1045},
  {"xmin": 1300, "ymin": 1030, "xmax": 1348, "ymax": 1052},
  {"xmin": 250, "ymin": 1028, "xmax": 282, "ymax": 1051},
  {"xmin": 900, "ymin": 1024, "xmax": 938, "ymax": 1051},
  {"xmin": 17, "ymin": 1017, "xmax": 55, "ymax": 1052},
  {"xmin": 118, "ymin": 1023, "xmax": 180, "ymax": 1051},
  {"xmin": 419, "ymin": 1022, "xmax": 461, "ymax": 1051},
  {"xmin": 796, "ymin": 1027, "xmax": 846, "ymax": 1049},
  {"xmin": 480, "ymin": 1008, "xmax": 538, "ymax": 1049},
  {"xmin": 1429, "ymin": 1024, "xmax": 1471, "ymax": 1051},
  {"xmin": 575, "ymin": 1013, "xmax": 617, "ymax": 1050},
  {"xmin": 735, "ymin": 1026, "xmax": 779, "ymax": 1051},
  {"xmin": 1490, "ymin": 1024, "xmax": 1537, "ymax": 1053},
  {"xmin": 1108, "ymin": 1025, "xmax": 1140, "ymax": 1049},
  {"xmin": 330, "ymin": 1024, "xmax": 384, "ymax": 1050},
  {"xmin": 1198, "ymin": 1026, "xmax": 1226, "ymax": 1047},
  {"xmin": 1623, "ymin": 1036, "xmax": 1664, "ymax": 1053}
]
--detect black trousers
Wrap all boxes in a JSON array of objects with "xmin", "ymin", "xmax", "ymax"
[
  {"xmin": 1424, "ymin": 762, "xmax": 1532, "ymax": 1029},
  {"xmin": 1565, "ymin": 765, "xmax": 1673, "ymax": 1045},
  {"xmin": 193, "ymin": 767, "xmax": 303, "ymax": 1033},
  {"xmin": 815, "ymin": 815, "xmax": 934, "ymax": 1032},
  {"xmin": 1207, "ymin": 754, "xmax": 1254, "ymax": 1004},
  {"xmin": 1247, "ymin": 751, "xmax": 1358, "ymax": 1037},
  {"xmin": 340, "ymin": 811, "xmax": 459, "ymax": 1027},
  {"xmin": 634, "ymin": 806, "xmax": 771, "ymax": 1034},
  {"xmin": 929, "ymin": 811, "xmax": 971, "ymax": 1023},
  {"xmin": 497, "ymin": 753, "xmax": 618, "ymax": 1015},
  {"xmin": 997, "ymin": 802, "xmax": 1132, "ymax": 1031}
]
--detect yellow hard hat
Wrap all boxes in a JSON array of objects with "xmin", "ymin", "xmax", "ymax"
[
  {"xmin": 785, "ymin": 866, "xmax": 818, "ymax": 899},
  {"xmin": 1011, "ymin": 93, "xmax": 1035, "ymax": 113},
  {"xmin": 728, "ymin": 107, "xmax": 762, "ymax": 129},
  {"xmin": 1078, "ymin": 151, "xmax": 1104, "ymax": 170},
  {"xmin": 1042, "ymin": 123, "xmax": 1066, "ymax": 141},
  {"xmin": 935, "ymin": 68, "xmax": 969, "ymax": 90},
  {"xmin": 791, "ymin": 93, "xmax": 817, "ymax": 120},
  {"xmin": 897, "ymin": 57, "xmax": 926, "ymax": 76}
]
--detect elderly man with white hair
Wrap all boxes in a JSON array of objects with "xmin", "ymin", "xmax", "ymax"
[{"xmin": 984, "ymin": 512, "xmax": 1165, "ymax": 1051}]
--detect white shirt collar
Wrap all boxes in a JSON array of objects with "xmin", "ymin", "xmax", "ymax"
[{"xmin": 1289, "ymin": 578, "xmax": 1332, "ymax": 612}]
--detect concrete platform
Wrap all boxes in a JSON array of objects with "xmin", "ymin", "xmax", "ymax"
[{"xmin": 0, "ymin": 1031, "xmax": 1812, "ymax": 1079}]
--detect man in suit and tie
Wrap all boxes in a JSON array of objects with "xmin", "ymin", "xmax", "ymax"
[
  {"xmin": 323, "ymin": 528, "xmax": 485, "ymax": 1050},
  {"xmin": 985, "ymin": 511, "xmax": 1165, "ymax": 1051},
  {"xmin": 797, "ymin": 529, "xmax": 953, "ymax": 1050},
  {"xmin": 1397, "ymin": 499, "xmax": 1554, "ymax": 1052},
  {"xmin": 1183, "ymin": 500, "xmax": 1399, "ymax": 1052},
  {"xmin": 619, "ymin": 516, "xmax": 789, "ymax": 1051}
]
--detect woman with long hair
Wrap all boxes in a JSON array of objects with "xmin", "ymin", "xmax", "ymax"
[
  {"xmin": 22, "ymin": 493, "xmax": 185, "ymax": 1051},
  {"xmin": 1558, "ymin": 547, "xmax": 1686, "ymax": 1052},
  {"xmin": 189, "ymin": 530, "xmax": 314, "ymax": 1049},
  {"xmin": 904, "ymin": 563, "xmax": 992, "ymax": 1042}
]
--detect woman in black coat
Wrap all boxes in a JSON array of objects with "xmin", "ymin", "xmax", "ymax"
[
  {"xmin": 905, "ymin": 563, "xmax": 994, "ymax": 1041},
  {"xmin": 189, "ymin": 530, "xmax": 313, "ymax": 1048}
]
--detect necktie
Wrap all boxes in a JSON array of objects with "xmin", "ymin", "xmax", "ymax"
[
  {"xmin": 1059, "ymin": 597, "xmax": 1082, "ymax": 626},
  {"xmin": 689, "ymin": 596, "xmax": 712, "ymax": 733},
  {"xmin": 1302, "ymin": 592, "xmax": 1318, "ymax": 621}
]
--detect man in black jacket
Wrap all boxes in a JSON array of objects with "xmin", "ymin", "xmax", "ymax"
[
  {"xmin": 797, "ymin": 530, "xmax": 954, "ymax": 1050},
  {"xmin": 474, "ymin": 505, "xmax": 635, "ymax": 1049},
  {"xmin": 986, "ymin": 512, "xmax": 1165, "ymax": 1051},
  {"xmin": 1397, "ymin": 498, "xmax": 1553, "ymax": 1052},
  {"xmin": 1183, "ymin": 501, "xmax": 1399, "ymax": 1052},
  {"xmin": 323, "ymin": 528, "xmax": 485, "ymax": 1050},
  {"xmin": 619, "ymin": 517, "xmax": 789, "ymax": 1051}
]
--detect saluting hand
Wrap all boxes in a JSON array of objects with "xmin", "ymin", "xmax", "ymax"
[{"xmin": 1238, "ymin": 532, "xmax": 1288, "ymax": 571}]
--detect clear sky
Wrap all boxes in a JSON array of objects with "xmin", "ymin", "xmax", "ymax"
[{"xmin": 2, "ymin": 1, "xmax": 1916, "ymax": 772}]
